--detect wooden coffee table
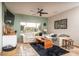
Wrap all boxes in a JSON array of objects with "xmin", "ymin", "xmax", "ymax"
[{"xmin": 35, "ymin": 36, "xmax": 54, "ymax": 49}]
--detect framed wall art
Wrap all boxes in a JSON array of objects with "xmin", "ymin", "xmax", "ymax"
[{"xmin": 54, "ymin": 19, "xmax": 67, "ymax": 29}]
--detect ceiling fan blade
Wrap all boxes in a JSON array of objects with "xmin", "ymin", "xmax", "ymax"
[
  {"xmin": 31, "ymin": 8, "xmax": 48, "ymax": 16},
  {"xmin": 41, "ymin": 12, "xmax": 48, "ymax": 14},
  {"xmin": 32, "ymin": 12, "xmax": 37, "ymax": 15},
  {"xmin": 40, "ymin": 9, "xmax": 43, "ymax": 11},
  {"xmin": 37, "ymin": 8, "xmax": 43, "ymax": 13},
  {"xmin": 30, "ymin": 10, "xmax": 35, "ymax": 12},
  {"xmin": 30, "ymin": 8, "xmax": 38, "ymax": 13}
]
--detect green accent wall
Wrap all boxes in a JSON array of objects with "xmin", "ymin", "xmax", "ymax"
[{"xmin": 13, "ymin": 14, "xmax": 48, "ymax": 39}]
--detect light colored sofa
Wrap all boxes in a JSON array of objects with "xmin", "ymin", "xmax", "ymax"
[{"xmin": 23, "ymin": 32, "xmax": 36, "ymax": 43}]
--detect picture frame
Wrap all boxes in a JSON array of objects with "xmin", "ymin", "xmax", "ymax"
[{"xmin": 54, "ymin": 19, "xmax": 67, "ymax": 29}]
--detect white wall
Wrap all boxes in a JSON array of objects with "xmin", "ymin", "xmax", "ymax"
[
  {"xmin": 48, "ymin": 6, "xmax": 79, "ymax": 45},
  {"xmin": 0, "ymin": 2, "xmax": 2, "ymax": 52}
]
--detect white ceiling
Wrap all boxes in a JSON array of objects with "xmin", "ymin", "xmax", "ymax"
[{"xmin": 5, "ymin": 2, "xmax": 79, "ymax": 17}]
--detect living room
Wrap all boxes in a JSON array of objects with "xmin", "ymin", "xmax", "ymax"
[{"xmin": 0, "ymin": 2, "xmax": 79, "ymax": 56}]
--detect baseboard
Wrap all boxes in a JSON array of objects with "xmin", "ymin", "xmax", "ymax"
[{"xmin": 74, "ymin": 45, "xmax": 79, "ymax": 48}]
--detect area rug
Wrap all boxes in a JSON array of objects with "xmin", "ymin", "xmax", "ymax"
[{"xmin": 30, "ymin": 43, "xmax": 69, "ymax": 56}]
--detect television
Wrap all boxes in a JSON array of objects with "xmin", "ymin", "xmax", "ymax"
[{"xmin": 4, "ymin": 9, "xmax": 15, "ymax": 25}]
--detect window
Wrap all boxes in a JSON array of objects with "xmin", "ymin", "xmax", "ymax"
[
  {"xmin": 25, "ymin": 23, "xmax": 40, "ymax": 28},
  {"xmin": 20, "ymin": 22, "xmax": 40, "ymax": 32}
]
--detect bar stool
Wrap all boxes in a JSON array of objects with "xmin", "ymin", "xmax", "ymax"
[
  {"xmin": 62, "ymin": 39, "xmax": 74, "ymax": 49},
  {"xmin": 68, "ymin": 39, "xmax": 74, "ymax": 49},
  {"xmin": 63, "ymin": 39, "xmax": 69, "ymax": 49}
]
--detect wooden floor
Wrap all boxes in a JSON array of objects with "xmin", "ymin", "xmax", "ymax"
[
  {"xmin": 16, "ymin": 43, "xmax": 39, "ymax": 56},
  {"xmin": 1, "ymin": 43, "xmax": 39, "ymax": 56},
  {"xmin": 63, "ymin": 47, "xmax": 79, "ymax": 56},
  {"xmin": 1, "ymin": 43, "xmax": 79, "ymax": 56}
]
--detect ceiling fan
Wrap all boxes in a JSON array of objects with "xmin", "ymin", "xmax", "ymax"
[{"xmin": 31, "ymin": 8, "xmax": 48, "ymax": 16}]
